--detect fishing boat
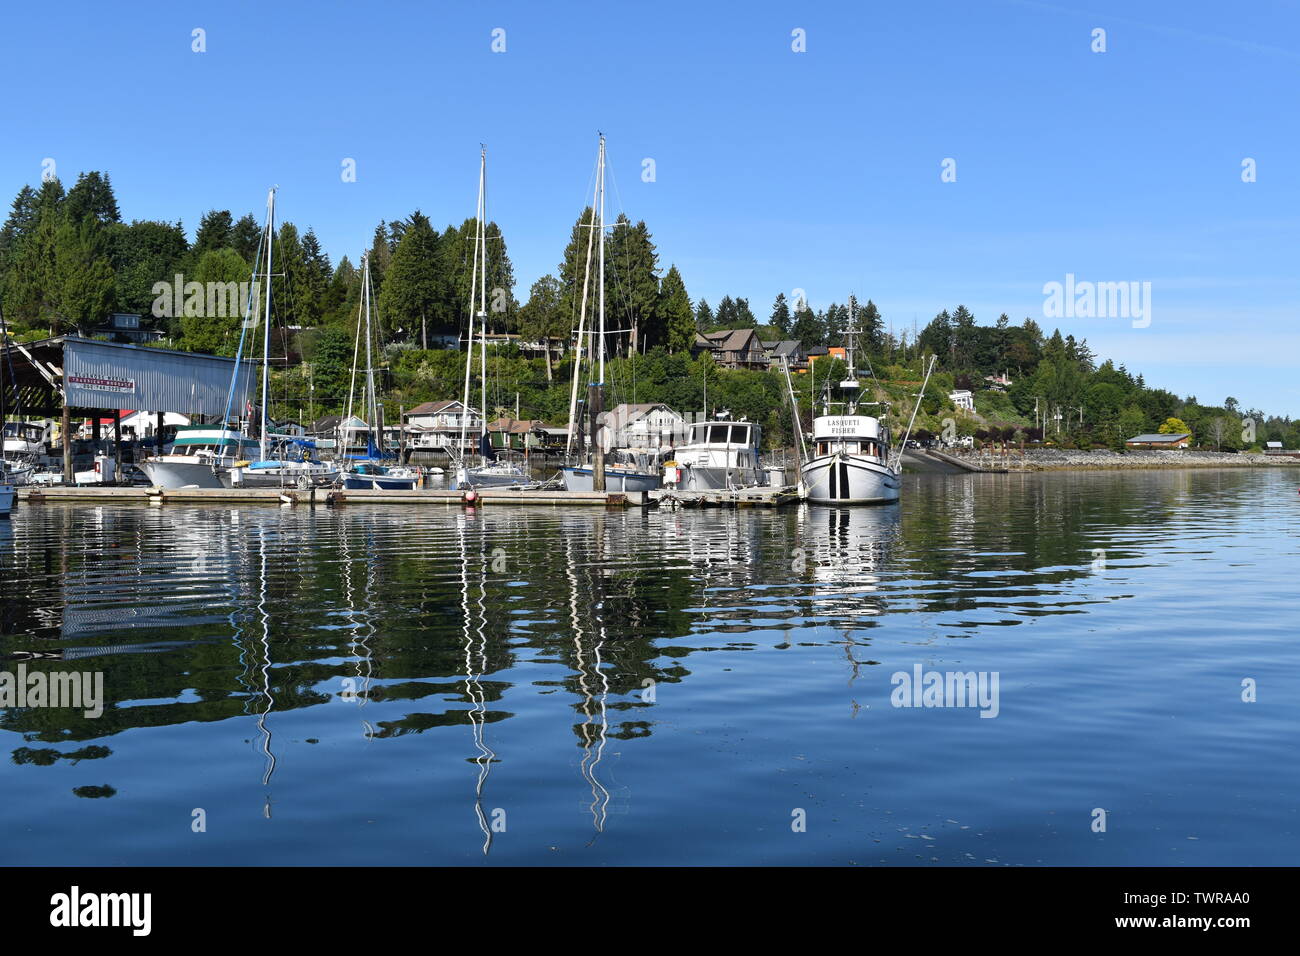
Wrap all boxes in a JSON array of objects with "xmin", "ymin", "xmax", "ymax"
[
  {"xmin": 451, "ymin": 148, "xmax": 538, "ymax": 492},
  {"xmin": 338, "ymin": 253, "xmax": 419, "ymax": 491},
  {"xmin": 216, "ymin": 187, "xmax": 339, "ymax": 490},
  {"xmin": 666, "ymin": 413, "xmax": 771, "ymax": 491},
  {"xmin": 139, "ymin": 423, "xmax": 258, "ymax": 488},
  {"xmin": 561, "ymin": 135, "xmax": 661, "ymax": 493},
  {"xmin": 800, "ymin": 315, "xmax": 933, "ymax": 505}
]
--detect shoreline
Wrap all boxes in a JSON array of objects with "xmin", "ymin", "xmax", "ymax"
[{"xmin": 933, "ymin": 449, "xmax": 1300, "ymax": 473}]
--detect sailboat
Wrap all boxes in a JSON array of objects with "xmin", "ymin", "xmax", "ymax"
[
  {"xmin": 561, "ymin": 135, "xmax": 662, "ymax": 493},
  {"xmin": 451, "ymin": 148, "xmax": 537, "ymax": 491},
  {"xmin": 339, "ymin": 254, "xmax": 419, "ymax": 490},
  {"xmin": 800, "ymin": 312, "xmax": 934, "ymax": 504},
  {"xmin": 219, "ymin": 188, "xmax": 339, "ymax": 490},
  {"xmin": 140, "ymin": 195, "xmax": 269, "ymax": 489}
]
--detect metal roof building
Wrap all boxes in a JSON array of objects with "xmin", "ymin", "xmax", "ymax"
[
  {"xmin": 2, "ymin": 336, "xmax": 256, "ymax": 479},
  {"xmin": 4, "ymin": 336, "xmax": 254, "ymax": 418}
]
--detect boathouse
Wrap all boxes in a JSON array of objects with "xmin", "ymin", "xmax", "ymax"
[
  {"xmin": 1, "ymin": 335, "xmax": 254, "ymax": 480},
  {"xmin": 1125, "ymin": 432, "xmax": 1191, "ymax": 449}
]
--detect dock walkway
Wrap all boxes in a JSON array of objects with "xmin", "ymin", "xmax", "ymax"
[{"xmin": 17, "ymin": 486, "xmax": 642, "ymax": 507}]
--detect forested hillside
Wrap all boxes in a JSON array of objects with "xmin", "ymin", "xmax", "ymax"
[{"xmin": 1, "ymin": 170, "xmax": 1295, "ymax": 451}]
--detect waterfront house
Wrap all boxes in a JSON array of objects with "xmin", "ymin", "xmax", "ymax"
[
  {"xmin": 692, "ymin": 329, "xmax": 769, "ymax": 370},
  {"xmin": 403, "ymin": 400, "xmax": 482, "ymax": 454},
  {"xmin": 598, "ymin": 402, "xmax": 686, "ymax": 451},
  {"xmin": 1126, "ymin": 432, "xmax": 1191, "ymax": 449},
  {"xmin": 487, "ymin": 418, "xmax": 549, "ymax": 452},
  {"xmin": 950, "ymin": 389, "xmax": 975, "ymax": 412}
]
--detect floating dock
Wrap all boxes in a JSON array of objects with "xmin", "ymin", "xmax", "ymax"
[
  {"xmin": 16, "ymin": 486, "xmax": 642, "ymax": 508},
  {"xmin": 647, "ymin": 484, "xmax": 801, "ymax": 508}
]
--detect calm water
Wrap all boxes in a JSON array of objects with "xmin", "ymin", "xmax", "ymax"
[{"xmin": 1, "ymin": 468, "xmax": 1296, "ymax": 866}]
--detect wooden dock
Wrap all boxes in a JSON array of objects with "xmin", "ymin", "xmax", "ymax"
[
  {"xmin": 16, "ymin": 486, "xmax": 642, "ymax": 508},
  {"xmin": 648, "ymin": 484, "xmax": 801, "ymax": 508}
]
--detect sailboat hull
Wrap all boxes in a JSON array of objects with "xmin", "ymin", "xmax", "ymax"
[
  {"xmin": 802, "ymin": 455, "xmax": 900, "ymax": 504},
  {"xmin": 561, "ymin": 466, "xmax": 661, "ymax": 493},
  {"xmin": 342, "ymin": 473, "xmax": 419, "ymax": 490}
]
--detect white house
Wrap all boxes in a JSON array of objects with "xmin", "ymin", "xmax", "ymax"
[
  {"xmin": 403, "ymin": 400, "xmax": 482, "ymax": 453},
  {"xmin": 949, "ymin": 390, "xmax": 975, "ymax": 412}
]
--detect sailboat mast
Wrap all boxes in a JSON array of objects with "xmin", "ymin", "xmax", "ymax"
[
  {"xmin": 597, "ymin": 135, "xmax": 606, "ymax": 387},
  {"xmin": 363, "ymin": 254, "xmax": 377, "ymax": 453},
  {"xmin": 477, "ymin": 149, "xmax": 489, "ymax": 464},
  {"xmin": 259, "ymin": 188, "xmax": 276, "ymax": 462},
  {"xmin": 564, "ymin": 183, "xmax": 599, "ymax": 457}
]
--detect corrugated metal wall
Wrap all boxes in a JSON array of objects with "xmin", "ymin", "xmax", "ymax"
[{"xmin": 62, "ymin": 338, "xmax": 256, "ymax": 416}]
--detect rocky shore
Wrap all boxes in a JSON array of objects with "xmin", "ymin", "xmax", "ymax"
[{"xmin": 944, "ymin": 448, "xmax": 1300, "ymax": 472}]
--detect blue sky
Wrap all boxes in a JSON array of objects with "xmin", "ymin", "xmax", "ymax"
[{"xmin": 3, "ymin": 0, "xmax": 1297, "ymax": 413}]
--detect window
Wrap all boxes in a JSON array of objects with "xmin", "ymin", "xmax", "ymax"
[
  {"xmin": 709, "ymin": 425, "xmax": 730, "ymax": 443},
  {"xmin": 730, "ymin": 425, "xmax": 749, "ymax": 445}
]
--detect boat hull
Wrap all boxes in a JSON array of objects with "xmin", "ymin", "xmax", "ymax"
[
  {"xmin": 0, "ymin": 484, "xmax": 14, "ymax": 516},
  {"xmin": 677, "ymin": 465, "xmax": 766, "ymax": 491},
  {"xmin": 222, "ymin": 465, "xmax": 339, "ymax": 489},
  {"xmin": 802, "ymin": 455, "xmax": 900, "ymax": 504},
  {"xmin": 342, "ymin": 473, "xmax": 419, "ymax": 490},
  {"xmin": 561, "ymin": 466, "xmax": 660, "ymax": 493},
  {"xmin": 139, "ymin": 457, "xmax": 226, "ymax": 489}
]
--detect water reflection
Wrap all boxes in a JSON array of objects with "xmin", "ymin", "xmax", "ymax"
[{"xmin": 2, "ymin": 467, "xmax": 1295, "ymax": 864}]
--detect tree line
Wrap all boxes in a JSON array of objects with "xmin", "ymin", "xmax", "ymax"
[{"xmin": 1, "ymin": 169, "xmax": 1296, "ymax": 449}]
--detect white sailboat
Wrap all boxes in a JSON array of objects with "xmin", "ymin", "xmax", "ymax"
[
  {"xmin": 452, "ymin": 148, "xmax": 537, "ymax": 491},
  {"xmin": 561, "ymin": 135, "xmax": 661, "ymax": 493},
  {"xmin": 801, "ymin": 313, "xmax": 934, "ymax": 505},
  {"xmin": 339, "ymin": 253, "xmax": 419, "ymax": 491},
  {"xmin": 218, "ymin": 188, "xmax": 339, "ymax": 490}
]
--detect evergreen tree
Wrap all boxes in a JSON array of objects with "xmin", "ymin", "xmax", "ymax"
[
  {"xmin": 231, "ymin": 213, "xmax": 262, "ymax": 266},
  {"xmin": 659, "ymin": 265, "xmax": 695, "ymax": 354},
  {"xmin": 378, "ymin": 212, "xmax": 443, "ymax": 347},
  {"xmin": 694, "ymin": 298, "xmax": 713, "ymax": 331},
  {"xmin": 769, "ymin": 293, "xmax": 791, "ymax": 336},
  {"xmin": 518, "ymin": 274, "xmax": 565, "ymax": 380},
  {"xmin": 859, "ymin": 298, "xmax": 884, "ymax": 350},
  {"xmin": 192, "ymin": 210, "xmax": 234, "ymax": 258},
  {"xmin": 64, "ymin": 171, "xmax": 120, "ymax": 226},
  {"xmin": 110, "ymin": 219, "xmax": 188, "ymax": 321},
  {"xmin": 606, "ymin": 216, "xmax": 662, "ymax": 352}
]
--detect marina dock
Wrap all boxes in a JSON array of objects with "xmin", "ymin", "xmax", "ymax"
[{"xmin": 16, "ymin": 486, "xmax": 643, "ymax": 507}]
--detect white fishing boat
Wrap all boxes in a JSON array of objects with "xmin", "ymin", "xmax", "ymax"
[
  {"xmin": 2, "ymin": 421, "xmax": 49, "ymax": 460},
  {"xmin": 560, "ymin": 135, "xmax": 660, "ymax": 493},
  {"xmin": 139, "ymin": 424, "xmax": 257, "ymax": 488},
  {"xmin": 800, "ymin": 316, "xmax": 934, "ymax": 505},
  {"xmin": 451, "ymin": 148, "xmax": 539, "ymax": 492},
  {"xmin": 666, "ymin": 414, "xmax": 769, "ymax": 491}
]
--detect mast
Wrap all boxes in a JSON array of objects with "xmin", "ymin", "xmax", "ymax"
[
  {"xmin": 259, "ymin": 188, "xmax": 276, "ymax": 462},
  {"xmin": 477, "ymin": 149, "xmax": 489, "ymax": 464},
  {"xmin": 589, "ymin": 135, "xmax": 607, "ymax": 490},
  {"xmin": 363, "ymin": 254, "xmax": 378, "ymax": 455},
  {"xmin": 564, "ymin": 175, "xmax": 599, "ymax": 457},
  {"xmin": 597, "ymin": 135, "xmax": 606, "ymax": 388}
]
